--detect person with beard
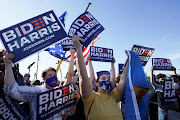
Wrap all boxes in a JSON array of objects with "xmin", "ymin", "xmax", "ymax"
[{"xmin": 3, "ymin": 51, "xmax": 80, "ymax": 120}]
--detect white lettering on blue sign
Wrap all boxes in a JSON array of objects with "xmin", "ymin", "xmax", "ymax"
[
  {"xmin": 39, "ymin": 94, "xmax": 73, "ymax": 114},
  {"xmin": 38, "ymin": 84, "xmax": 75, "ymax": 114},
  {"xmin": 0, "ymin": 98, "xmax": 17, "ymax": 120},
  {"xmin": 132, "ymin": 47, "xmax": 154, "ymax": 56},
  {"xmin": 164, "ymin": 80, "xmax": 175, "ymax": 98},
  {"xmin": 153, "ymin": 59, "xmax": 172, "ymax": 67},
  {"xmin": 2, "ymin": 13, "xmax": 61, "ymax": 52},
  {"xmin": 61, "ymin": 39, "xmax": 73, "ymax": 45},
  {"xmin": 69, "ymin": 17, "xmax": 99, "ymax": 38}
]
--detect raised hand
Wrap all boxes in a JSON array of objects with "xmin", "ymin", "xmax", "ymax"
[
  {"xmin": 72, "ymin": 33, "xmax": 83, "ymax": 48},
  {"xmin": 70, "ymin": 47, "xmax": 75, "ymax": 55},
  {"xmin": 3, "ymin": 51, "xmax": 15, "ymax": 65}
]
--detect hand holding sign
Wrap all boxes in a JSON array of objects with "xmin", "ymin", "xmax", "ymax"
[
  {"xmin": 70, "ymin": 47, "xmax": 75, "ymax": 55},
  {"xmin": 71, "ymin": 90, "xmax": 80, "ymax": 100},
  {"xmin": 112, "ymin": 57, "xmax": 116, "ymax": 63},
  {"xmin": 3, "ymin": 51, "xmax": 15, "ymax": 65},
  {"xmin": 87, "ymin": 54, "xmax": 91, "ymax": 61},
  {"xmin": 72, "ymin": 34, "xmax": 83, "ymax": 48},
  {"xmin": 171, "ymin": 66, "xmax": 176, "ymax": 72}
]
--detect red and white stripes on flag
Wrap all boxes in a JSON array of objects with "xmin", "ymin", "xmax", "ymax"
[{"xmin": 66, "ymin": 36, "xmax": 99, "ymax": 65}]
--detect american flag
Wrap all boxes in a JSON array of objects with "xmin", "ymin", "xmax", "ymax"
[{"xmin": 66, "ymin": 36, "xmax": 99, "ymax": 65}]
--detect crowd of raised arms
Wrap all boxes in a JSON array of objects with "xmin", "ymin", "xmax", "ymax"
[{"xmin": 0, "ymin": 35, "xmax": 180, "ymax": 120}]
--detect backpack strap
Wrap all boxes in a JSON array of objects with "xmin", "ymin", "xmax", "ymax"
[{"xmin": 87, "ymin": 95, "xmax": 96, "ymax": 120}]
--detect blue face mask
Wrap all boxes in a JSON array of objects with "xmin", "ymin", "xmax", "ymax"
[
  {"xmin": 45, "ymin": 76, "xmax": 57, "ymax": 87},
  {"xmin": 99, "ymin": 80, "xmax": 111, "ymax": 92}
]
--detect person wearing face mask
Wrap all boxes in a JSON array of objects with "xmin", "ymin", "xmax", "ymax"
[
  {"xmin": 72, "ymin": 35, "xmax": 129, "ymax": 120},
  {"xmin": 150, "ymin": 66, "xmax": 180, "ymax": 120},
  {"xmin": 3, "ymin": 50, "xmax": 80, "ymax": 120},
  {"xmin": 96, "ymin": 71, "xmax": 113, "ymax": 92},
  {"xmin": 150, "ymin": 66, "xmax": 167, "ymax": 120},
  {"xmin": 87, "ymin": 54, "xmax": 116, "ymax": 92}
]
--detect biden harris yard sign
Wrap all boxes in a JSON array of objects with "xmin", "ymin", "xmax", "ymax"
[
  {"xmin": 0, "ymin": 10, "xmax": 68, "ymax": 64},
  {"xmin": 152, "ymin": 58, "xmax": 172, "ymax": 70},
  {"xmin": 0, "ymin": 94, "xmax": 29, "ymax": 120},
  {"xmin": 90, "ymin": 46, "xmax": 113, "ymax": 62},
  {"xmin": 118, "ymin": 64, "xmax": 125, "ymax": 74},
  {"xmin": 37, "ymin": 83, "xmax": 76, "ymax": 120},
  {"xmin": 68, "ymin": 12, "xmax": 104, "ymax": 47},
  {"xmin": 131, "ymin": 44, "xmax": 155, "ymax": 67},
  {"xmin": 60, "ymin": 37, "xmax": 74, "ymax": 51},
  {"xmin": 161, "ymin": 78, "xmax": 175, "ymax": 106}
]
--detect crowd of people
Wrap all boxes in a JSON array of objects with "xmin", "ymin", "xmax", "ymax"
[{"xmin": 0, "ymin": 35, "xmax": 180, "ymax": 120}]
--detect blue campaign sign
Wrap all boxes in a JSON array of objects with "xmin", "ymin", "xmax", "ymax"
[
  {"xmin": 68, "ymin": 12, "xmax": 104, "ymax": 47},
  {"xmin": 90, "ymin": 46, "xmax": 113, "ymax": 62},
  {"xmin": 152, "ymin": 58, "xmax": 172, "ymax": 70},
  {"xmin": 97, "ymin": 70, "xmax": 110, "ymax": 77},
  {"xmin": 161, "ymin": 79, "xmax": 175, "ymax": 106},
  {"xmin": 60, "ymin": 37, "xmax": 74, "ymax": 51},
  {"xmin": 0, "ymin": 10, "xmax": 68, "ymax": 64},
  {"xmin": 118, "ymin": 64, "xmax": 124, "ymax": 74},
  {"xmin": 37, "ymin": 83, "xmax": 76, "ymax": 120},
  {"xmin": 131, "ymin": 44, "xmax": 155, "ymax": 67},
  {"xmin": 0, "ymin": 94, "xmax": 29, "ymax": 120}
]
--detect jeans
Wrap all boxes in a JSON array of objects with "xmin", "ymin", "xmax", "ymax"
[{"xmin": 158, "ymin": 107, "xmax": 167, "ymax": 120}]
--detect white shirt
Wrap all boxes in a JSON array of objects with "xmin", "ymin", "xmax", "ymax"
[{"xmin": 4, "ymin": 83, "xmax": 72, "ymax": 120}]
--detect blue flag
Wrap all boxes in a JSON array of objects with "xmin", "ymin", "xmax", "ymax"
[
  {"xmin": 59, "ymin": 11, "xmax": 67, "ymax": 27},
  {"xmin": 125, "ymin": 51, "xmax": 150, "ymax": 120},
  {"xmin": 45, "ymin": 42, "xmax": 66, "ymax": 60}
]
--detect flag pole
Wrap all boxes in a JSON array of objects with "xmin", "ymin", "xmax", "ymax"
[
  {"xmin": 56, "ymin": 51, "xmax": 67, "ymax": 73},
  {"xmin": 59, "ymin": 66, "xmax": 63, "ymax": 81},
  {"xmin": 56, "ymin": 60, "xmax": 63, "ymax": 73},
  {"xmin": 34, "ymin": 53, "xmax": 40, "ymax": 79},
  {"xmin": 85, "ymin": 2, "xmax": 92, "ymax": 12},
  {"xmin": 56, "ymin": 2, "xmax": 92, "ymax": 73}
]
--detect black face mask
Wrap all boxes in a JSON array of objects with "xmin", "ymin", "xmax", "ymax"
[{"xmin": 160, "ymin": 81, "xmax": 164, "ymax": 85}]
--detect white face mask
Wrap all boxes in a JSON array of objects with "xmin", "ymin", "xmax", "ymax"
[{"xmin": 174, "ymin": 82, "xmax": 179, "ymax": 90}]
